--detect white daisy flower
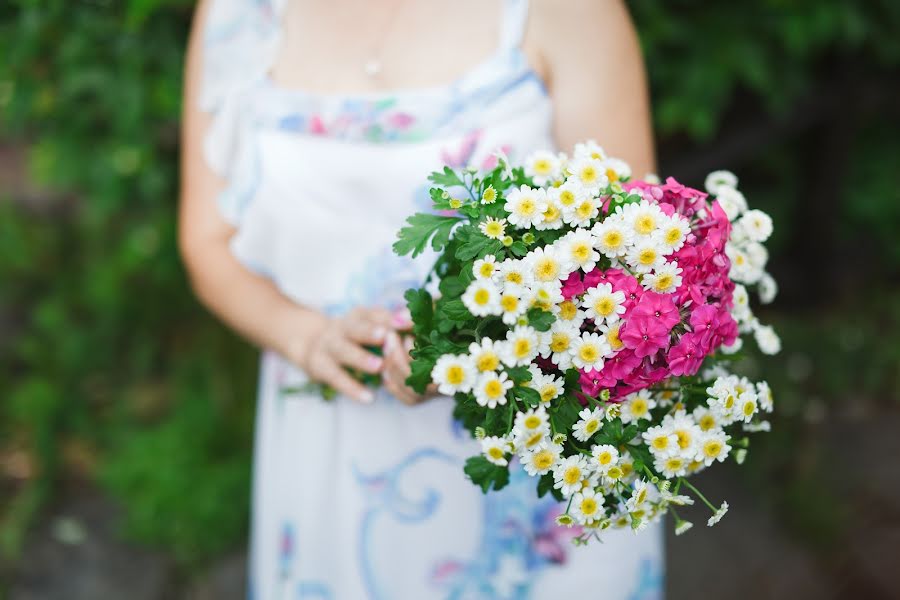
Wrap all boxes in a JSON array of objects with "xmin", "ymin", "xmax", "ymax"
[
  {"xmin": 527, "ymin": 280, "xmax": 564, "ymax": 312},
  {"xmin": 553, "ymin": 455, "xmax": 591, "ymax": 498},
  {"xmin": 715, "ymin": 187, "xmax": 747, "ymax": 221},
  {"xmin": 496, "ymin": 258, "xmax": 532, "ymax": 293},
  {"xmin": 753, "ymin": 322, "xmax": 781, "ymax": 355},
  {"xmin": 625, "ymin": 479, "xmax": 652, "ymax": 512},
  {"xmin": 620, "ymin": 391, "xmax": 657, "ymax": 424},
  {"xmin": 654, "ymin": 213, "xmax": 691, "ymax": 254},
  {"xmin": 570, "ymin": 331, "xmax": 611, "ymax": 372},
  {"xmin": 504, "ymin": 185, "xmax": 548, "ymax": 229},
  {"xmin": 573, "ymin": 140, "xmax": 607, "ymax": 162},
  {"xmin": 542, "ymin": 321, "xmax": 579, "ymax": 370},
  {"xmin": 480, "ymin": 185, "xmax": 498, "ymax": 205},
  {"xmin": 675, "ymin": 520, "xmax": 694, "ymax": 536},
  {"xmin": 524, "ymin": 150, "xmax": 562, "ymax": 186},
  {"xmin": 642, "ymin": 423, "xmax": 678, "ymax": 458},
  {"xmin": 554, "ymin": 299, "xmax": 586, "ymax": 329},
  {"xmin": 535, "ymin": 372, "xmax": 564, "ymax": 403},
  {"xmin": 704, "ymin": 170, "xmax": 738, "ymax": 195},
  {"xmin": 739, "ymin": 209, "xmax": 773, "ymax": 242},
  {"xmin": 642, "ymin": 261, "xmax": 684, "ymax": 294},
  {"xmin": 566, "ymin": 156, "xmax": 608, "ymax": 194},
  {"xmin": 462, "ymin": 279, "xmax": 501, "ymax": 317},
  {"xmin": 558, "ymin": 229, "xmax": 600, "ymax": 273},
  {"xmin": 590, "ymin": 443, "xmax": 620, "ymax": 473},
  {"xmin": 738, "ymin": 392, "xmax": 759, "ymax": 423},
  {"xmin": 573, "ymin": 407, "xmax": 605, "ymax": 442},
  {"xmin": 549, "ymin": 179, "xmax": 587, "ymax": 215},
  {"xmin": 708, "ymin": 501, "xmax": 729, "ymax": 526},
  {"xmin": 502, "ymin": 325, "xmax": 541, "ymax": 366},
  {"xmin": 571, "ymin": 488, "xmax": 606, "ymax": 525},
  {"xmin": 599, "ymin": 321, "xmax": 625, "ymax": 353},
  {"xmin": 692, "ymin": 405, "xmax": 721, "ymax": 432},
  {"xmin": 654, "ymin": 454, "xmax": 688, "ymax": 478},
  {"xmin": 468, "ymin": 338, "xmax": 503, "ymax": 373},
  {"xmin": 472, "ymin": 254, "xmax": 499, "ymax": 280},
  {"xmin": 564, "ymin": 195, "xmax": 602, "ymax": 227},
  {"xmin": 473, "ymin": 370, "xmax": 513, "ymax": 408},
  {"xmin": 697, "ymin": 430, "xmax": 731, "ymax": 466},
  {"xmin": 757, "ymin": 380, "xmax": 774, "ymax": 412},
  {"xmin": 662, "ymin": 410, "xmax": 704, "ymax": 458},
  {"xmin": 479, "ymin": 216, "xmax": 507, "ymax": 240},
  {"xmin": 481, "ymin": 435, "xmax": 510, "ymax": 466},
  {"xmin": 581, "ymin": 282, "xmax": 627, "ymax": 324},
  {"xmin": 720, "ymin": 337, "xmax": 743, "ymax": 355},
  {"xmin": 526, "ymin": 245, "xmax": 568, "ymax": 284},
  {"xmin": 514, "ymin": 406, "xmax": 550, "ymax": 439},
  {"xmin": 522, "ymin": 442, "xmax": 561, "ymax": 477},
  {"xmin": 727, "ymin": 243, "xmax": 761, "ymax": 284},
  {"xmin": 592, "ymin": 216, "xmax": 633, "ymax": 258},
  {"xmin": 731, "ymin": 284, "xmax": 753, "ymax": 324},
  {"xmin": 599, "ymin": 157, "xmax": 631, "ymax": 183},
  {"xmin": 536, "ymin": 195, "xmax": 565, "ymax": 230},
  {"xmin": 625, "ymin": 239, "xmax": 666, "ymax": 274},
  {"xmin": 622, "ymin": 201, "xmax": 665, "ymax": 238},
  {"xmin": 497, "ymin": 289, "xmax": 528, "ymax": 325},
  {"xmin": 758, "ymin": 272, "xmax": 778, "ymax": 304},
  {"xmin": 431, "ymin": 354, "xmax": 476, "ymax": 395}
]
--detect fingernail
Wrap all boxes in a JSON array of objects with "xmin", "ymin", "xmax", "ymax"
[
  {"xmin": 373, "ymin": 326, "xmax": 387, "ymax": 342},
  {"xmin": 392, "ymin": 309, "xmax": 412, "ymax": 328},
  {"xmin": 403, "ymin": 337, "xmax": 414, "ymax": 352},
  {"xmin": 368, "ymin": 356, "xmax": 383, "ymax": 371},
  {"xmin": 360, "ymin": 389, "xmax": 374, "ymax": 403},
  {"xmin": 383, "ymin": 334, "xmax": 395, "ymax": 352}
]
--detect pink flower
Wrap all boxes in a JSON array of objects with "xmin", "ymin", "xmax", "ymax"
[
  {"xmin": 689, "ymin": 303, "xmax": 720, "ymax": 345},
  {"xmin": 630, "ymin": 292, "xmax": 680, "ymax": 329},
  {"xmin": 561, "ymin": 271, "xmax": 585, "ymax": 300},
  {"xmin": 620, "ymin": 316, "xmax": 670, "ymax": 358},
  {"xmin": 667, "ymin": 333, "xmax": 704, "ymax": 376}
]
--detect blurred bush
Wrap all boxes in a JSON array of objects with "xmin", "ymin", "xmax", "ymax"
[{"xmin": 1, "ymin": 0, "xmax": 898, "ymax": 571}]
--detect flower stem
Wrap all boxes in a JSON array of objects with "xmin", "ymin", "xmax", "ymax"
[{"xmin": 679, "ymin": 477, "xmax": 717, "ymax": 512}]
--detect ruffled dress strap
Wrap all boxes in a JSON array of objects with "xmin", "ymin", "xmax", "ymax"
[
  {"xmin": 498, "ymin": 0, "xmax": 530, "ymax": 51},
  {"xmin": 198, "ymin": 0, "xmax": 286, "ymax": 225}
]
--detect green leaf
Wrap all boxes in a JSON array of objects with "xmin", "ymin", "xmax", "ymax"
[
  {"xmin": 464, "ymin": 455, "xmax": 510, "ymax": 493},
  {"xmin": 404, "ymin": 288, "xmax": 434, "ymax": 339},
  {"xmin": 513, "ymin": 385, "xmax": 542, "ymax": 407},
  {"xmin": 428, "ymin": 165, "xmax": 465, "ymax": 187},
  {"xmin": 441, "ymin": 298, "xmax": 471, "ymax": 322},
  {"xmin": 526, "ymin": 308, "xmax": 555, "ymax": 332},
  {"xmin": 393, "ymin": 213, "xmax": 461, "ymax": 258},
  {"xmin": 537, "ymin": 472, "xmax": 555, "ymax": 498}
]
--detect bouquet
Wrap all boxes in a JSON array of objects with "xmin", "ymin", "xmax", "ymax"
[{"xmin": 393, "ymin": 141, "xmax": 780, "ymax": 544}]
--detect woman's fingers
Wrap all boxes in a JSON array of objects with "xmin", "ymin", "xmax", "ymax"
[
  {"xmin": 310, "ymin": 355, "xmax": 374, "ymax": 404},
  {"xmin": 382, "ymin": 332, "xmax": 421, "ymax": 405},
  {"xmin": 341, "ymin": 310, "xmax": 389, "ymax": 346},
  {"xmin": 329, "ymin": 337, "xmax": 383, "ymax": 374}
]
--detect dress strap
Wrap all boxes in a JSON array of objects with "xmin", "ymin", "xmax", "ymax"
[{"xmin": 498, "ymin": 0, "xmax": 530, "ymax": 50}]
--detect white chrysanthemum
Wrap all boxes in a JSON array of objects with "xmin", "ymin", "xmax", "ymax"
[
  {"xmin": 591, "ymin": 443, "xmax": 620, "ymax": 474},
  {"xmin": 571, "ymin": 488, "xmax": 605, "ymax": 524},
  {"xmin": 564, "ymin": 195, "xmax": 602, "ymax": 227},
  {"xmin": 655, "ymin": 213, "xmax": 691, "ymax": 254},
  {"xmin": 704, "ymin": 170, "xmax": 738, "ymax": 195},
  {"xmin": 468, "ymin": 338, "xmax": 503, "ymax": 373},
  {"xmin": 698, "ymin": 430, "xmax": 731, "ymax": 466},
  {"xmin": 573, "ymin": 407, "xmax": 604, "ymax": 442},
  {"xmin": 642, "ymin": 423, "xmax": 678, "ymax": 458},
  {"xmin": 738, "ymin": 392, "xmax": 759, "ymax": 423},
  {"xmin": 524, "ymin": 150, "xmax": 562, "ymax": 186},
  {"xmin": 739, "ymin": 209, "xmax": 773, "ymax": 243},
  {"xmin": 620, "ymin": 391, "xmax": 656, "ymax": 424},
  {"xmin": 622, "ymin": 201, "xmax": 665, "ymax": 238},
  {"xmin": 708, "ymin": 501, "xmax": 729, "ymax": 526},
  {"xmin": 554, "ymin": 299, "xmax": 586, "ymax": 329},
  {"xmin": 549, "ymin": 179, "xmax": 587, "ymax": 215},
  {"xmin": 514, "ymin": 406, "xmax": 550, "ymax": 439},
  {"xmin": 522, "ymin": 442, "xmax": 561, "ymax": 476},
  {"xmin": 558, "ymin": 229, "xmax": 600, "ymax": 273},
  {"xmin": 715, "ymin": 186, "xmax": 747, "ymax": 221},
  {"xmin": 753, "ymin": 322, "xmax": 781, "ymax": 355},
  {"xmin": 625, "ymin": 479, "xmax": 652, "ymax": 513},
  {"xmin": 731, "ymin": 284, "xmax": 753, "ymax": 324},
  {"xmin": 573, "ymin": 140, "xmax": 607, "ymax": 162},
  {"xmin": 625, "ymin": 239, "xmax": 666, "ymax": 274},
  {"xmin": 662, "ymin": 410, "xmax": 704, "ymax": 458},
  {"xmin": 496, "ymin": 258, "xmax": 532, "ymax": 293},
  {"xmin": 526, "ymin": 245, "xmax": 568, "ymax": 283},
  {"xmin": 481, "ymin": 435, "xmax": 509, "ymax": 466},
  {"xmin": 720, "ymin": 337, "xmax": 743, "ymax": 355},
  {"xmin": 726, "ymin": 242, "xmax": 763, "ymax": 284},
  {"xmin": 536, "ymin": 195, "xmax": 565, "ymax": 230},
  {"xmin": 502, "ymin": 325, "xmax": 541, "ymax": 366},
  {"xmin": 535, "ymin": 371, "xmax": 564, "ymax": 403},
  {"xmin": 758, "ymin": 272, "xmax": 778, "ymax": 304},
  {"xmin": 592, "ymin": 216, "xmax": 633, "ymax": 258},
  {"xmin": 675, "ymin": 520, "xmax": 694, "ymax": 536},
  {"xmin": 528, "ymin": 280, "xmax": 564, "ymax": 312},
  {"xmin": 642, "ymin": 261, "xmax": 683, "ymax": 294},
  {"xmin": 543, "ymin": 321, "xmax": 579, "ymax": 370},
  {"xmin": 480, "ymin": 185, "xmax": 498, "ymax": 205},
  {"xmin": 757, "ymin": 380, "xmax": 774, "ymax": 412},
  {"xmin": 497, "ymin": 289, "xmax": 528, "ymax": 325},
  {"xmin": 654, "ymin": 454, "xmax": 688, "ymax": 478},
  {"xmin": 692, "ymin": 405, "xmax": 721, "ymax": 432},
  {"xmin": 570, "ymin": 331, "xmax": 611, "ymax": 372},
  {"xmin": 566, "ymin": 156, "xmax": 608, "ymax": 193},
  {"xmin": 473, "ymin": 370, "xmax": 513, "ymax": 408},
  {"xmin": 479, "ymin": 216, "xmax": 507, "ymax": 240},
  {"xmin": 599, "ymin": 321, "xmax": 625, "ymax": 353},
  {"xmin": 600, "ymin": 157, "xmax": 631, "ymax": 183},
  {"xmin": 553, "ymin": 455, "xmax": 590, "ymax": 498},
  {"xmin": 472, "ymin": 254, "xmax": 498, "ymax": 280},
  {"xmin": 504, "ymin": 185, "xmax": 548, "ymax": 229},
  {"xmin": 582, "ymin": 282, "xmax": 627, "ymax": 324},
  {"xmin": 462, "ymin": 279, "xmax": 501, "ymax": 317},
  {"xmin": 431, "ymin": 354, "xmax": 476, "ymax": 395}
]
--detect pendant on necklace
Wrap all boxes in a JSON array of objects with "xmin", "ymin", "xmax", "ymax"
[{"xmin": 364, "ymin": 58, "xmax": 382, "ymax": 78}]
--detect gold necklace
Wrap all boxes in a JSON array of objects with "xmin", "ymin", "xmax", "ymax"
[{"xmin": 362, "ymin": 0, "xmax": 409, "ymax": 78}]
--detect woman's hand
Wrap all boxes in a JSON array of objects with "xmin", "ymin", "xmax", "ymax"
[
  {"xmin": 288, "ymin": 307, "xmax": 395, "ymax": 404},
  {"xmin": 382, "ymin": 311, "xmax": 439, "ymax": 405}
]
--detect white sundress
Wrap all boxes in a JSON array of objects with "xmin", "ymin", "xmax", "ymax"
[{"xmin": 199, "ymin": 1, "xmax": 665, "ymax": 598}]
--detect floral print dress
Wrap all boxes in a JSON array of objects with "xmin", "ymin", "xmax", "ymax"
[{"xmin": 199, "ymin": 0, "xmax": 664, "ymax": 598}]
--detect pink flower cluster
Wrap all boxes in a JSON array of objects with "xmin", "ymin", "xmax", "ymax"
[{"xmin": 572, "ymin": 178, "xmax": 739, "ymax": 401}]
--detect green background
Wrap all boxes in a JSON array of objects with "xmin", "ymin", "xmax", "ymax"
[{"xmin": 1, "ymin": 0, "xmax": 898, "ymax": 596}]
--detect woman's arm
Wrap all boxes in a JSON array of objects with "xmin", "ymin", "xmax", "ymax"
[
  {"xmin": 179, "ymin": 0, "xmax": 398, "ymax": 403},
  {"xmin": 528, "ymin": 0, "xmax": 656, "ymax": 175}
]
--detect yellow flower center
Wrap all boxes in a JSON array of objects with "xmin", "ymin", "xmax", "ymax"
[
  {"xmin": 542, "ymin": 203, "xmax": 560, "ymax": 223},
  {"xmin": 481, "ymin": 187, "xmax": 497, "ymax": 203},
  {"xmin": 651, "ymin": 436, "xmax": 670, "ymax": 451},
  {"xmin": 742, "ymin": 401, "xmax": 755, "ymax": 417},
  {"xmin": 575, "ymin": 201, "xmax": 594, "ymax": 219},
  {"xmin": 484, "ymin": 379, "xmax": 504, "ymax": 399},
  {"xmin": 524, "ymin": 415, "xmax": 542, "ymax": 430},
  {"xmin": 596, "ymin": 451, "xmax": 612, "ymax": 465},
  {"xmin": 665, "ymin": 226, "xmax": 682, "ymax": 245},
  {"xmin": 580, "ymin": 166, "xmax": 598, "ymax": 184},
  {"xmin": 550, "ymin": 332, "xmax": 571, "ymax": 353},
  {"xmin": 533, "ymin": 450, "xmax": 555, "ymax": 470},
  {"xmin": 571, "ymin": 242, "xmax": 591, "ymax": 262},
  {"xmin": 540, "ymin": 385, "xmax": 558, "ymax": 402},
  {"xmin": 631, "ymin": 398, "xmax": 648, "ymax": 416},
  {"xmin": 446, "ymin": 365, "xmax": 465, "ymax": 385},
  {"xmin": 724, "ymin": 394, "xmax": 735, "ymax": 409},
  {"xmin": 636, "ymin": 488, "xmax": 648, "ymax": 505},
  {"xmin": 654, "ymin": 274, "xmax": 675, "ymax": 291},
  {"xmin": 484, "ymin": 222, "xmax": 503, "ymax": 237},
  {"xmin": 580, "ymin": 497, "xmax": 599, "ymax": 516},
  {"xmin": 703, "ymin": 440, "xmax": 723, "ymax": 458},
  {"xmin": 594, "ymin": 297, "xmax": 615, "ymax": 317},
  {"xmin": 558, "ymin": 189, "xmax": 576, "ymax": 206},
  {"xmin": 606, "ymin": 167, "xmax": 619, "ymax": 182},
  {"xmin": 675, "ymin": 430, "xmax": 692, "ymax": 449},
  {"xmin": 665, "ymin": 457, "xmax": 684, "ymax": 472},
  {"xmin": 607, "ymin": 466, "xmax": 624, "ymax": 480},
  {"xmin": 524, "ymin": 431, "xmax": 544, "ymax": 448},
  {"xmin": 505, "ymin": 271, "xmax": 523, "ymax": 285},
  {"xmin": 513, "ymin": 339, "xmax": 532, "ymax": 358},
  {"xmin": 559, "ymin": 300, "xmax": 578, "ymax": 321},
  {"xmin": 638, "ymin": 248, "xmax": 658, "ymax": 265},
  {"xmin": 474, "ymin": 288, "xmax": 491, "ymax": 305},
  {"xmin": 478, "ymin": 263, "xmax": 494, "ymax": 278},
  {"xmin": 500, "ymin": 295, "xmax": 519, "ymax": 313},
  {"xmin": 488, "ymin": 447, "xmax": 504, "ymax": 460},
  {"xmin": 584, "ymin": 420, "xmax": 599, "ymax": 435},
  {"xmin": 603, "ymin": 230, "xmax": 623, "ymax": 248},
  {"xmin": 475, "ymin": 353, "xmax": 499, "ymax": 372},
  {"xmin": 579, "ymin": 344, "xmax": 599, "ymax": 362},
  {"xmin": 534, "ymin": 258, "xmax": 559, "ymax": 281},
  {"xmin": 534, "ymin": 158, "xmax": 552, "ymax": 175},
  {"xmin": 699, "ymin": 414, "xmax": 716, "ymax": 431},
  {"xmin": 563, "ymin": 466, "xmax": 582, "ymax": 484},
  {"xmin": 519, "ymin": 198, "xmax": 536, "ymax": 216},
  {"xmin": 635, "ymin": 215, "xmax": 655, "ymax": 235}
]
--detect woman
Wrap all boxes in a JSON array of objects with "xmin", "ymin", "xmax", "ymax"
[{"xmin": 179, "ymin": 0, "xmax": 661, "ymax": 597}]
